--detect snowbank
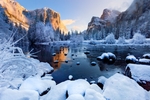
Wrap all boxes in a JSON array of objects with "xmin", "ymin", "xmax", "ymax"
[
  {"xmin": 67, "ymin": 79, "xmax": 90, "ymax": 96},
  {"xmin": 0, "ymin": 88, "xmax": 39, "ymax": 100},
  {"xmin": 66, "ymin": 94, "xmax": 85, "ymax": 100},
  {"xmin": 85, "ymin": 89, "xmax": 105, "ymax": 100},
  {"xmin": 19, "ymin": 75, "xmax": 56, "ymax": 95},
  {"xmin": 103, "ymin": 73, "xmax": 149, "ymax": 100},
  {"xmin": 44, "ymin": 80, "xmax": 71, "ymax": 100}
]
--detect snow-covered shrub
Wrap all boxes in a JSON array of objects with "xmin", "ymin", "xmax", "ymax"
[
  {"xmin": 117, "ymin": 36, "xmax": 126, "ymax": 44},
  {"xmin": 70, "ymin": 34, "xmax": 83, "ymax": 44},
  {"xmin": 105, "ymin": 33, "xmax": 116, "ymax": 44},
  {"xmin": 132, "ymin": 33, "xmax": 146, "ymax": 44}
]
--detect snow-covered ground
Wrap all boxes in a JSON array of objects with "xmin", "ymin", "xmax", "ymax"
[{"xmin": 0, "ymin": 41, "xmax": 150, "ymax": 100}]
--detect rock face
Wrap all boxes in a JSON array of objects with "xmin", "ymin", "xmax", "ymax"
[
  {"xmin": 23, "ymin": 8, "xmax": 67, "ymax": 33},
  {"xmin": 0, "ymin": 0, "xmax": 67, "ymax": 40},
  {"xmin": 87, "ymin": 0, "xmax": 150, "ymax": 39},
  {"xmin": 115, "ymin": 0, "xmax": 150, "ymax": 38}
]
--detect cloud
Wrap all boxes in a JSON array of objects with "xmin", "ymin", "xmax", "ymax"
[
  {"xmin": 70, "ymin": 25, "xmax": 86, "ymax": 32},
  {"xmin": 62, "ymin": 19, "xmax": 75, "ymax": 26},
  {"xmin": 107, "ymin": 0, "xmax": 133, "ymax": 12}
]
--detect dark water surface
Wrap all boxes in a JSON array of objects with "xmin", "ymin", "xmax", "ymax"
[{"xmin": 32, "ymin": 44, "xmax": 150, "ymax": 84}]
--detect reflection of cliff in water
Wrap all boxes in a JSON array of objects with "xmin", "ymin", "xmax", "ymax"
[
  {"xmin": 51, "ymin": 47, "xmax": 68, "ymax": 70},
  {"xmin": 31, "ymin": 45, "xmax": 69, "ymax": 70}
]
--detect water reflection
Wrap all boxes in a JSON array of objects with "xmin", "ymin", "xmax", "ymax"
[
  {"xmin": 52, "ymin": 47, "xmax": 68, "ymax": 69},
  {"xmin": 31, "ymin": 44, "xmax": 150, "ymax": 84}
]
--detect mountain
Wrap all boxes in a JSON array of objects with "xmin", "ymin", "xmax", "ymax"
[
  {"xmin": 0, "ymin": 0, "xmax": 67, "ymax": 42},
  {"xmin": 87, "ymin": 0, "xmax": 150, "ymax": 39},
  {"xmin": 115, "ymin": 0, "xmax": 150, "ymax": 38},
  {"xmin": 86, "ymin": 9, "xmax": 120, "ymax": 39}
]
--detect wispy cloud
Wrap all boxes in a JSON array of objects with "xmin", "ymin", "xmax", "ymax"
[
  {"xmin": 70, "ymin": 25, "xmax": 86, "ymax": 32},
  {"xmin": 62, "ymin": 19, "xmax": 75, "ymax": 26}
]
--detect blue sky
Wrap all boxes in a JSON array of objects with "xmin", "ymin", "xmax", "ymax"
[{"xmin": 17, "ymin": 0, "xmax": 133, "ymax": 32}]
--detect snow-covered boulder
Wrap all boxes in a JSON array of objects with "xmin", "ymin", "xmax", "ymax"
[
  {"xmin": 76, "ymin": 62, "xmax": 80, "ymax": 65},
  {"xmin": 125, "ymin": 64, "xmax": 150, "ymax": 83},
  {"xmin": 89, "ymin": 84, "xmax": 103, "ymax": 94},
  {"xmin": 143, "ymin": 54, "xmax": 150, "ymax": 59},
  {"xmin": 67, "ymin": 79, "xmax": 90, "ymax": 96},
  {"xmin": 103, "ymin": 73, "xmax": 149, "ymax": 100},
  {"xmin": 85, "ymin": 89, "xmax": 105, "ymax": 100},
  {"xmin": 84, "ymin": 51, "xmax": 90, "ymax": 54},
  {"xmin": 66, "ymin": 94, "xmax": 85, "ymax": 100},
  {"xmin": 97, "ymin": 76, "xmax": 107, "ymax": 89},
  {"xmin": 91, "ymin": 61, "xmax": 96, "ymax": 66},
  {"xmin": 125, "ymin": 55, "xmax": 138, "ymax": 63},
  {"xmin": 97, "ymin": 52, "xmax": 116, "ymax": 64},
  {"xmin": 68, "ymin": 75, "xmax": 73, "ymax": 80},
  {"xmin": 139, "ymin": 58, "xmax": 150, "ymax": 65},
  {"xmin": 98, "ymin": 76, "xmax": 107, "ymax": 85},
  {"xmin": 0, "ymin": 88, "xmax": 39, "ymax": 100},
  {"xmin": 44, "ymin": 80, "xmax": 71, "ymax": 100},
  {"xmin": 19, "ymin": 75, "xmax": 56, "ymax": 95}
]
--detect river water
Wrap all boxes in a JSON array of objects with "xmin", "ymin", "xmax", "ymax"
[{"xmin": 32, "ymin": 44, "xmax": 150, "ymax": 84}]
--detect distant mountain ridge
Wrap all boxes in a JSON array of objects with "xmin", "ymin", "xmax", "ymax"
[{"xmin": 87, "ymin": 0, "xmax": 150, "ymax": 39}]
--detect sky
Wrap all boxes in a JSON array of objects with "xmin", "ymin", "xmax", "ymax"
[{"xmin": 17, "ymin": 0, "xmax": 134, "ymax": 32}]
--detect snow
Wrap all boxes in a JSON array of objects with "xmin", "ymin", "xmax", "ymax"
[
  {"xmin": 103, "ymin": 73, "xmax": 149, "ymax": 100},
  {"xmin": 98, "ymin": 76, "xmax": 107, "ymax": 85},
  {"xmin": 89, "ymin": 84, "xmax": 102, "ymax": 93},
  {"xmin": 66, "ymin": 94, "xmax": 85, "ymax": 100},
  {"xmin": 126, "ymin": 64, "xmax": 150, "ymax": 82},
  {"xmin": 68, "ymin": 75, "xmax": 73, "ymax": 80},
  {"xmin": 97, "ymin": 53, "xmax": 109, "ymax": 60},
  {"xmin": 85, "ymin": 89, "xmax": 105, "ymax": 100},
  {"xmin": 19, "ymin": 75, "xmax": 56, "ymax": 95},
  {"xmin": 91, "ymin": 61, "xmax": 96, "ymax": 66},
  {"xmin": 97, "ymin": 52, "xmax": 116, "ymax": 62},
  {"xmin": 76, "ymin": 62, "xmax": 80, "ymax": 65},
  {"xmin": 0, "ymin": 88, "xmax": 39, "ymax": 100},
  {"xmin": 67, "ymin": 79, "xmax": 90, "ymax": 96},
  {"xmin": 139, "ymin": 58, "xmax": 150, "ymax": 64},
  {"xmin": 44, "ymin": 80, "xmax": 71, "ymax": 100},
  {"xmin": 125, "ymin": 55, "xmax": 138, "ymax": 63},
  {"xmin": 143, "ymin": 54, "xmax": 150, "ymax": 59}
]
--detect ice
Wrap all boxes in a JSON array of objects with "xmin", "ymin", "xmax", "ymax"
[
  {"xmin": 126, "ymin": 64, "xmax": 150, "ymax": 82},
  {"xmin": 66, "ymin": 94, "xmax": 85, "ymax": 100},
  {"xmin": 103, "ymin": 73, "xmax": 148, "ymax": 100},
  {"xmin": 85, "ymin": 89, "xmax": 105, "ymax": 100},
  {"xmin": 67, "ymin": 79, "xmax": 90, "ymax": 96},
  {"xmin": 19, "ymin": 75, "xmax": 56, "ymax": 95},
  {"xmin": 0, "ymin": 88, "xmax": 39, "ymax": 100}
]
